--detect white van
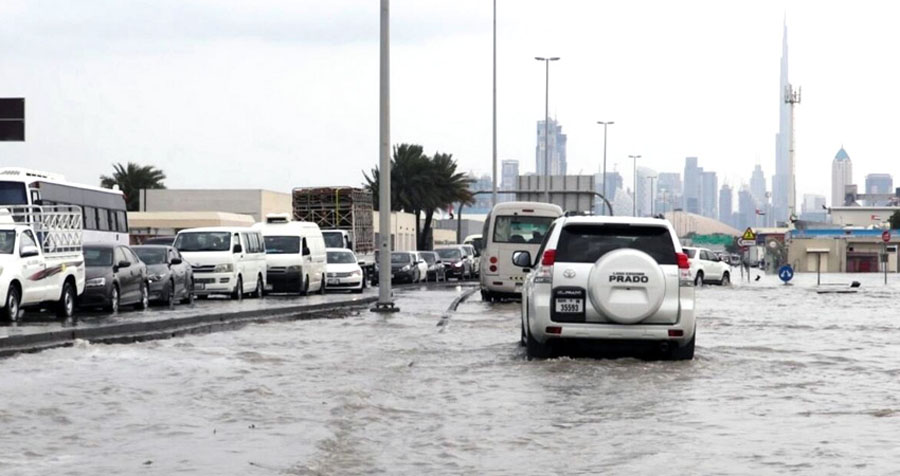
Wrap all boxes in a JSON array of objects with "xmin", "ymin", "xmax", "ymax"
[
  {"xmin": 252, "ymin": 214, "xmax": 327, "ymax": 295},
  {"xmin": 174, "ymin": 227, "xmax": 267, "ymax": 300},
  {"xmin": 479, "ymin": 201, "xmax": 563, "ymax": 301}
]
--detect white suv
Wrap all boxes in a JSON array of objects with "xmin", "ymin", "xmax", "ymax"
[
  {"xmin": 512, "ymin": 216, "xmax": 696, "ymax": 360},
  {"xmin": 682, "ymin": 246, "xmax": 731, "ymax": 286}
]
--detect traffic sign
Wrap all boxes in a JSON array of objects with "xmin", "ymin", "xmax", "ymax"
[
  {"xmin": 778, "ymin": 264, "xmax": 794, "ymax": 283},
  {"xmin": 883, "ymin": 230, "xmax": 891, "ymax": 243},
  {"xmin": 741, "ymin": 227, "xmax": 757, "ymax": 242},
  {"xmin": 738, "ymin": 239, "xmax": 756, "ymax": 247}
]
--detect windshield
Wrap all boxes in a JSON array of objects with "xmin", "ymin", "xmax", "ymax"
[
  {"xmin": 327, "ymin": 251, "xmax": 357, "ymax": 264},
  {"xmin": 391, "ymin": 253, "xmax": 413, "ymax": 264},
  {"xmin": 134, "ymin": 247, "xmax": 166, "ymax": 265},
  {"xmin": 174, "ymin": 232, "xmax": 231, "ymax": 252},
  {"xmin": 0, "ymin": 181, "xmax": 27, "ymax": 206},
  {"xmin": 436, "ymin": 249, "xmax": 461, "ymax": 260},
  {"xmin": 322, "ymin": 231, "xmax": 344, "ymax": 248},
  {"xmin": 0, "ymin": 231, "xmax": 14, "ymax": 254},
  {"xmin": 84, "ymin": 247, "xmax": 114, "ymax": 267},
  {"xmin": 264, "ymin": 236, "xmax": 300, "ymax": 254},
  {"xmin": 492, "ymin": 216, "xmax": 554, "ymax": 244},
  {"xmin": 421, "ymin": 253, "xmax": 436, "ymax": 264}
]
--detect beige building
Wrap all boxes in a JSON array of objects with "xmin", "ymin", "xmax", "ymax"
[
  {"xmin": 139, "ymin": 189, "xmax": 291, "ymax": 222},
  {"xmin": 830, "ymin": 206, "xmax": 900, "ymax": 227},
  {"xmin": 373, "ymin": 211, "xmax": 418, "ymax": 251},
  {"xmin": 787, "ymin": 233, "xmax": 899, "ymax": 273},
  {"xmin": 128, "ymin": 211, "xmax": 255, "ymax": 244}
]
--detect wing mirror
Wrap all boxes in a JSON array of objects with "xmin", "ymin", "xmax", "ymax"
[
  {"xmin": 170, "ymin": 257, "xmax": 182, "ymax": 265},
  {"xmin": 512, "ymin": 251, "xmax": 532, "ymax": 268},
  {"xmin": 20, "ymin": 245, "xmax": 40, "ymax": 258},
  {"xmin": 117, "ymin": 260, "xmax": 131, "ymax": 269},
  {"xmin": 233, "ymin": 244, "xmax": 243, "ymax": 254},
  {"xmin": 303, "ymin": 246, "xmax": 311, "ymax": 256}
]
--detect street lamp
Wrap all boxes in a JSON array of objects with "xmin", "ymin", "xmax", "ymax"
[
  {"xmin": 597, "ymin": 121, "xmax": 614, "ymax": 215},
  {"xmin": 629, "ymin": 154, "xmax": 641, "ymax": 216},
  {"xmin": 535, "ymin": 56, "xmax": 560, "ymax": 203}
]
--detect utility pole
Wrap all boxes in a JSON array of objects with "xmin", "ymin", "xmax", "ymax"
[
  {"xmin": 535, "ymin": 56, "xmax": 559, "ymax": 203},
  {"xmin": 785, "ymin": 84, "xmax": 801, "ymax": 225},
  {"xmin": 597, "ymin": 121, "xmax": 614, "ymax": 215},
  {"xmin": 373, "ymin": 0, "xmax": 398, "ymax": 313},
  {"xmin": 629, "ymin": 154, "xmax": 641, "ymax": 216},
  {"xmin": 491, "ymin": 0, "xmax": 498, "ymax": 207}
]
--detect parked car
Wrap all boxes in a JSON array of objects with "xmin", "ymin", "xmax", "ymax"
[
  {"xmin": 391, "ymin": 252, "xmax": 421, "ymax": 283},
  {"xmin": 252, "ymin": 215, "xmax": 327, "ymax": 295},
  {"xmin": 435, "ymin": 246, "xmax": 473, "ymax": 280},
  {"xmin": 325, "ymin": 248, "xmax": 365, "ymax": 293},
  {"xmin": 513, "ymin": 215, "xmax": 696, "ymax": 360},
  {"xmin": 132, "ymin": 245, "xmax": 193, "ymax": 305},
  {"xmin": 683, "ymin": 246, "xmax": 732, "ymax": 285},
  {"xmin": 419, "ymin": 251, "xmax": 446, "ymax": 282},
  {"xmin": 80, "ymin": 243, "xmax": 149, "ymax": 312},
  {"xmin": 174, "ymin": 227, "xmax": 267, "ymax": 300}
]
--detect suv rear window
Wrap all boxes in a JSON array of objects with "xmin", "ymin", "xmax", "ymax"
[{"xmin": 555, "ymin": 224, "xmax": 677, "ymax": 265}]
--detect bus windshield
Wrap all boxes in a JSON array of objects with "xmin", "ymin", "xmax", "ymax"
[
  {"xmin": 0, "ymin": 181, "xmax": 27, "ymax": 205},
  {"xmin": 174, "ymin": 232, "xmax": 232, "ymax": 252},
  {"xmin": 264, "ymin": 236, "xmax": 300, "ymax": 254},
  {"xmin": 492, "ymin": 216, "xmax": 555, "ymax": 244}
]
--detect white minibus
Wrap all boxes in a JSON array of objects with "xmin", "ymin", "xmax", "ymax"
[
  {"xmin": 174, "ymin": 227, "xmax": 266, "ymax": 300},
  {"xmin": 252, "ymin": 214, "xmax": 327, "ymax": 295}
]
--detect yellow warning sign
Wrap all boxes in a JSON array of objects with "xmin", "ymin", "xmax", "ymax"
[{"xmin": 741, "ymin": 227, "xmax": 757, "ymax": 241}]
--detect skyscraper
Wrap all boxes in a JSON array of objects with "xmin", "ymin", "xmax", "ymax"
[
  {"xmin": 535, "ymin": 119, "xmax": 567, "ymax": 176},
  {"xmin": 719, "ymin": 184, "xmax": 733, "ymax": 227},
  {"xmin": 750, "ymin": 165, "xmax": 767, "ymax": 207},
  {"xmin": 657, "ymin": 172, "xmax": 682, "ymax": 214},
  {"xmin": 635, "ymin": 166, "xmax": 657, "ymax": 217},
  {"xmin": 772, "ymin": 21, "xmax": 794, "ymax": 224},
  {"xmin": 865, "ymin": 173, "xmax": 893, "ymax": 195},
  {"xmin": 831, "ymin": 147, "xmax": 852, "ymax": 206},
  {"xmin": 683, "ymin": 157, "xmax": 701, "ymax": 214},
  {"xmin": 700, "ymin": 171, "xmax": 718, "ymax": 219},
  {"xmin": 800, "ymin": 194, "xmax": 827, "ymax": 222},
  {"xmin": 500, "ymin": 159, "xmax": 519, "ymax": 202},
  {"xmin": 737, "ymin": 186, "xmax": 756, "ymax": 231}
]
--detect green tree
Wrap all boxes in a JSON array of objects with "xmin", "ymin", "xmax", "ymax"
[
  {"xmin": 100, "ymin": 162, "xmax": 166, "ymax": 211},
  {"xmin": 364, "ymin": 144, "xmax": 473, "ymax": 250},
  {"xmin": 890, "ymin": 210, "xmax": 900, "ymax": 230}
]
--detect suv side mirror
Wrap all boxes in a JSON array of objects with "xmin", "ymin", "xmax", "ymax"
[
  {"xmin": 20, "ymin": 245, "xmax": 40, "ymax": 258},
  {"xmin": 170, "ymin": 257, "xmax": 182, "ymax": 265},
  {"xmin": 512, "ymin": 251, "xmax": 532, "ymax": 268},
  {"xmin": 117, "ymin": 260, "xmax": 131, "ymax": 269},
  {"xmin": 233, "ymin": 244, "xmax": 243, "ymax": 254}
]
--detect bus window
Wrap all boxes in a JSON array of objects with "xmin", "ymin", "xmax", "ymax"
[
  {"xmin": 116, "ymin": 211, "xmax": 128, "ymax": 232},
  {"xmin": 98, "ymin": 208, "xmax": 110, "ymax": 231},
  {"xmin": 83, "ymin": 206, "xmax": 97, "ymax": 230},
  {"xmin": 0, "ymin": 181, "xmax": 27, "ymax": 205}
]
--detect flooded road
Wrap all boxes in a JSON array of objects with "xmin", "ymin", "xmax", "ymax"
[{"xmin": 2, "ymin": 274, "xmax": 900, "ymax": 474}]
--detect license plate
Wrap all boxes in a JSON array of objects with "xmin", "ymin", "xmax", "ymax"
[
  {"xmin": 555, "ymin": 298, "xmax": 583, "ymax": 313},
  {"xmin": 328, "ymin": 279, "xmax": 340, "ymax": 285},
  {"xmin": 194, "ymin": 283, "xmax": 205, "ymax": 290},
  {"xmin": 265, "ymin": 284, "xmax": 273, "ymax": 291}
]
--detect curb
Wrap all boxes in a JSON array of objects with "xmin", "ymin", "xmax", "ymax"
[{"xmin": 0, "ymin": 296, "xmax": 379, "ymax": 358}]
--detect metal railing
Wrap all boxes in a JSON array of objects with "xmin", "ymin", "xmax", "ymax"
[{"xmin": 1, "ymin": 205, "xmax": 83, "ymax": 254}]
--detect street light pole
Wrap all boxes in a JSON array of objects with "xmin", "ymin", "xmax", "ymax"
[
  {"xmin": 535, "ymin": 56, "xmax": 559, "ymax": 203},
  {"xmin": 491, "ymin": 0, "xmax": 498, "ymax": 207},
  {"xmin": 649, "ymin": 175, "xmax": 658, "ymax": 216},
  {"xmin": 373, "ymin": 0, "xmax": 397, "ymax": 313},
  {"xmin": 597, "ymin": 121, "xmax": 614, "ymax": 215},
  {"xmin": 629, "ymin": 154, "xmax": 641, "ymax": 216}
]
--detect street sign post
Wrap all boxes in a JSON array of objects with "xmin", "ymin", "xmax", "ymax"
[{"xmin": 778, "ymin": 264, "xmax": 794, "ymax": 284}]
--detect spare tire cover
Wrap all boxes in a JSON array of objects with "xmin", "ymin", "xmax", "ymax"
[{"xmin": 587, "ymin": 248, "xmax": 667, "ymax": 324}]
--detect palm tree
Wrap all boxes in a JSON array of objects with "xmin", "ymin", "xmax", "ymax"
[
  {"xmin": 100, "ymin": 162, "xmax": 167, "ymax": 211},
  {"xmin": 419, "ymin": 152, "xmax": 473, "ymax": 250}
]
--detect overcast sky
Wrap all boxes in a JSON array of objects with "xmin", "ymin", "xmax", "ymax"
[{"xmin": 2, "ymin": 0, "xmax": 899, "ymax": 206}]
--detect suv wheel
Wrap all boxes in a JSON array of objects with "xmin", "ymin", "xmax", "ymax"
[
  {"xmin": 720, "ymin": 272, "xmax": 730, "ymax": 286},
  {"xmin": 56, "ymin": 281, "xmax": 76, "ymax": 319},
  {"xmin": 526, "ymin": 331, "xmax": 552, "ymax": 359},
  {"xmin": 669, "ymin": 334, "xmax": 695, "ymax": 361},
  {"xmin": 694, "ymin": 271, "xmax": 704, "ymax": 287}
]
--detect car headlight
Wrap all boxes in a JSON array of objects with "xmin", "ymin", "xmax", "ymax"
[
  {"xmin": 86, "ymin": 277, "xmax": 106, "ymax": 287},
  {"xmin": 351, "ymin": 269, "xmax": 362, "ymax": 276},
  {"xmin": 148, "ymin": 273, "xmax": 163, "ymax": 282},
  {"xmin": 401, "ymin": 265, "xmax": 411, "ymax": 271},
  {"xmin": 454, "ymin": 262, "xmax": 463, "ymax": 267},
  {"xmin": 214, "ymin": 263, "xmax": 233, "ymax": 273}
]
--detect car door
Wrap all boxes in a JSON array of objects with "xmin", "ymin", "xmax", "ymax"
[{"xmin": 18, "ymin": 230, "xmax": 47, "ymax": 304}]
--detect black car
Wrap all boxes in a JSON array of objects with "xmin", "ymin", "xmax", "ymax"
[
  {"xmin": 80, "ymin": 243, "xmax": 149, "ymax": 313},
  {"xmin": 391, "ymin": 252, "xmax": 419, "ymax": 283},
  {"xmin": 435, "ymin": 247, "xmax": 471, "ymax": 280},
  {"xmin": 133, "ymin": 245, "xmax": 193, "ymax": 306}
]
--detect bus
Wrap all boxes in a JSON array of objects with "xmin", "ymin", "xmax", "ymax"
[
  {"xmin": 479, "ymin": 201, "xmax": 563, "ymax": 301},
  {"xmin": 0, "ymin": 168, "xmax": 129, "ymax": 245}
]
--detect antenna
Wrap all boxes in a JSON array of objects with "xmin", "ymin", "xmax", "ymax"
[{"xmin": 784, "ymin": 84, "xmax": 801, "ymax": 224}]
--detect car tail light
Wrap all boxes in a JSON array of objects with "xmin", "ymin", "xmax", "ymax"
[
  {"xmin": 668, "ymin": 329, "xmax": 684, "ymax": 337},
  {"xmin": 545, "ymin": 326, "xmax": 562, "ymax": 334},
  {"xmin": 489, "ymin": 265, "xmax": 497, "ymax": 272},
  {"xmin": 541, "ymin": 250, "xmax": 556, "ymax": 266},
  {"xmin": 676, "ymin": 252, "xmax": 690, "ymax": 269},
  {"xmin": 489, "ymin": 256, "xmax": 498, "ymax": 264}
]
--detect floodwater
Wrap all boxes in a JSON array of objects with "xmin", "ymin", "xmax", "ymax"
[{"xmin": 2, "ymin": 273, "xmax": 900, "ymax": 475}]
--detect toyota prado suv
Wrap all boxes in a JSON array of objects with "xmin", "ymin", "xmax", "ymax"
[{"xmin": 512, "ymin": 216, "xmax": 696, "ymax": 360}]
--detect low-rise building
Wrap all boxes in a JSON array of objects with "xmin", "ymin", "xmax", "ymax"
[
  {"xmin": 788, "ymin": 228, "xmax": 899, "ymax": 273},
  {"xmin": 139, "ymin": 189, "xmax": 291, "ymax": 222},
  {"xmin": 128, "ymin": 211, "xmax": 255, "ymax": 244}
]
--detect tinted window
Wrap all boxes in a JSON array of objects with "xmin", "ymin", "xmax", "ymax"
[
  {"xmin": 684, "ymin": 248, "xmax": 698, "ymax": 259},
  {"xmin": 247, "ymin": 233, "xmax": 258, "ymax": 253},
  {"xmin": 83, "ymin": 206, "xmax": 97, "ymax": 230},
  {"xmin": 174, "ymin": 232, "xmax": 232, "ymax": 252},
  {"xmin": 1, "ymin": 230, "xmax": 19, "ymax": 254},
  {"xmin": 555, "ymin": 224, "xmax": 677, "ymax": 265},
  {"xmin": 327, "ymin": 251, "xmax": 357, "ymax": 264},
  {"xmin": 322, "ymin": 231, "xmax": 344, "ymax": 248},
  {"xmin": 98, "ymin": 208, "xmax": 109, "ymax": 231},
  {"xmin": 84, "ymin": 247, "xmax": 114, "ymax": 267},
  {"xmin": 117, "ymin": 211, "xmax": 128, "ymax": 232},
  {"xmin": 492, "ymin": 216, "xmax": 554, "ymax": 244},
  {"xmin": 0, "ymin": 181, "xmax": 27, "ymax": 205},
  {"xmin": 134, "ymin": 247, "xmax": 166, "ymax": 265},
  {"xmin": 436, "ymin": 248, "xmax": 461, "ymax": 260},
  {"xmin": 264, "ymin": 236, "xmax": 300, "ymax": 254},
  {"xmin": 391, "ymin": 253, "xmax": 413, "ymax": 264}
]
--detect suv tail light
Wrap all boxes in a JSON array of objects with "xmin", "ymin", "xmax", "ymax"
[
  {"xmin": 676, "ymin": 252, "xmax": 693, "ymax": 287},
  {"xmin": 676, "ymin": 252, "xmax": 690, "ymax": 269},
  {"xmin": 535, "ymin": 249, "xmax": 555, "ymax": 284}
]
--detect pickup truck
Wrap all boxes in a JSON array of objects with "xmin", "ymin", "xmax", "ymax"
[{"xmin": 0, "ymin": 207, "xmax": 85, "ymax": 321}]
